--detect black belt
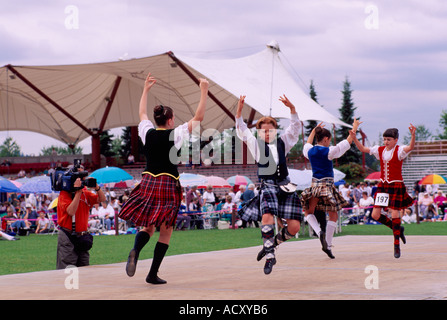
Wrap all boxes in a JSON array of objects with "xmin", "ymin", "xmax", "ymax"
[{"xmin": 61, "ymin": 227, "xmax": 89, "ymax": 236}]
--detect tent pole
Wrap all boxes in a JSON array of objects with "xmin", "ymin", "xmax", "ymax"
[
  {"xmin": 99, "ymin": 76, "xmax": 122, "ymax": 132},
  {"xmin": 166, "ymin": 52, "xmax": 235, "ymax": 121},
  {"xmin": 5, "ymin": 65, "xmax": 94, "ymax": 137}
]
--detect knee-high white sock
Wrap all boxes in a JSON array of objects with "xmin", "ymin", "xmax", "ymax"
[
  {"xmin": 326, "ymin": 221, "xmax": 337, "ymax": 248},
  {"xmin": 306, "ymin": 214, "xmax": 321, "ymax": 235}
]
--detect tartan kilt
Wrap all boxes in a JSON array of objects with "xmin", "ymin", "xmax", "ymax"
[
  {"xmin": 238, "ymin": 182, "xmax": 302, "ymax": 222},
  {"xmin": 301, "ymin": 177, "xmax": 348, "ymax": 212},
  {"xmin": 373, "ymin": 181, "xmax": 414, "ymax": 210},
  {"xmin": 118, "ymin": 173, "xmax": 181, "ymax": 228}
]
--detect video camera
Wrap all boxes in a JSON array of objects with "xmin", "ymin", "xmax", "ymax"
[{"xmin": 51, "ymin": 159, "xmax": 97, "ymax": 192}]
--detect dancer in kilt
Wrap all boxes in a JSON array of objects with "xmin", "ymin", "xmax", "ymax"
[
  {"xmin": 119, "ymin": 73, "xmax": 209, "ymax": 284},
  {"xmin": 236, "ymin": 94, "xmax": 302, "ymax": 275},
  {"xmin": 301, "ymin": 120, "xmax": 360, "ymax": 258},
  {"xmin": 350, "ymin": 124, "xmax": 416, "ymax": 258}
]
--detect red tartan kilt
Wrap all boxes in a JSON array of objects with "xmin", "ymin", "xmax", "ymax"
[
  {"xmin": 118, "ymin": 174, "xmax": 181, "ymax": 228},
  {"xmin": 373, "ymin": 181, "xmax": 414, "ymax": 210}
]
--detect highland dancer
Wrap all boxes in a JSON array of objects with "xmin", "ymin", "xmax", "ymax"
[
  {"xmin": 301, "ymin": 120, "xmax": 360, "ymax": 258},
  {"xmin": 236, "ymin": 94, "xmax": 302, "ymax": 275},
  {"xmin": 119, "ymin": 73, "xmax": 209, "ymax": 284},
  {"xmin": 350, "ymin": 124, "xmax": 416, "ymax": 258}
]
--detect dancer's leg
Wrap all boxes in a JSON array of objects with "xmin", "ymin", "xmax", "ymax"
[
  {"xmin": 147, "ymin": 223, "xmax": 172, "ymax": 284},
  {"xmin": 126, "ymin": 227, "xmax": 153, "ymax": 277}
]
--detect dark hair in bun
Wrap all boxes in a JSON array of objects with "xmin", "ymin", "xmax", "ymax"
[
  {"xmin": 153, "ymin": 105, "xmax": 173, "ymax": 126},
  {"xmin": 315, "ymin": 126, "xmax": 331, "ymax": 142},
  {"xmin": 383, "ymin": 128, "xmax": 399, "ymax": 139}
]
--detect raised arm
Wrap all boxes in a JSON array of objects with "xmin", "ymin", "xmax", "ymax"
[
  {"xmin": 307, "ymin": 122, "xmax": 324, "ymax": 144},
  {"xmin": 236, "ymin": 95, "xmax": 246, "ymax": 119},
  {"xmin": 346, "ymin": 118, "xmax": 362, "ymax": 144},
  {"xmin": 349, "ymin": 129, "xmax": 370, "ymax": 153},
  {"xmin": 278, "ymin": 95, "xmax": 301, "ymax": 153},
  {"xmin": 188, "ymin": 78, "xmax": 209, "ymax": 133},
  {"xmin": 403, "ymin": 124, "xmax": 416, "ymax": 153},
  {"xmin": 235, "ymin": 95, "xmax": 259, "ymax": 162},
  {"xmin": 139, "ymin": 73, "xmax": 157, "ymax": 121},
  {"xmin": 278, "ymin": 95, "xmax": 297, "ymax": 115}
]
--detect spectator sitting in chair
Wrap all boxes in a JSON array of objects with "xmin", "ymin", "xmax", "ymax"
[
  {"xmin": 176, "ymin": 200, "xmax": 191, "ymax": 231},
  {"xmin": 5, "ymin": 206, "xmax": 28, "ymax": 233},
  {"xmin": 189, "ymin": 197, "xmax": 203, "ymax": 229},
  {"xmin": 418, "ymin": 192, "xmax": 433, "ymax": 217},
  {"xmin": 35, "ymin": 211, "xmax": 50, "ymax": 234},
  {"xmin": 98, "ymin": 201, "xmax": 115, "ymax": 230},
  {"xmin": 221, "ymin": 195, "xmax": 235, "ymax": 224},
  {"xmin": 434, "ymin": 190, "xmax": 447, "ymax": 218}
]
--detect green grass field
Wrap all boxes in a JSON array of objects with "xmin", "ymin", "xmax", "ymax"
[{"xmin": 0, "ymin": 222, "xmax": 445, "ymax": 276}]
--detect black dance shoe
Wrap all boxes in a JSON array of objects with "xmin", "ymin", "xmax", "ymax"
[
  {"xmin": 146, "ymin": 275, "xmax": 167, "ymax": 285},
  {"xmin": 394, "ymin": 245, "xmax": 401, "ymax": 259},
  {"xmin": 400, "ymin": 226, "xmax": 406, "ymax": 244},
  {"xmin": 126, "ymin": 249, "xmax": 138, "ymax": 277},
  {"xmin": 264, "ymin": 258, "xmax": 276, "ymax": 275},
  {"xmin": 323, "ymin": 247, "xmax": 335, "ymax": 259}
]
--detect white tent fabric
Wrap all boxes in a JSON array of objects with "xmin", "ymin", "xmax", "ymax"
[
  {"xmin": 0, "ymin": 43, "xmax": 348, "ymax": 146},
  {"xmin": 178, "ymin": 43, "xmax": 348, "ymax": 126}
]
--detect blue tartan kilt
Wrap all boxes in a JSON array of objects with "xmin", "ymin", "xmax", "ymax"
[{"xmin": 238, "ymin": 181, "xmax": 302, "ymax": 222}]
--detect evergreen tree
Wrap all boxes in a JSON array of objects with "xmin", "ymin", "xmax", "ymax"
[
  {"xmin": 120, "ymin": 126, "xmax": 132, "ymax": 158},
  {"xmin": 304, "ymin": 80, "xmax": 320, "ymax": 139},
  {"xmin": 336, "ymin": 77, "xmax": 361, "ymax": 165},
  {"xmin": 437, "ymin": 110, "xmax": 447, "ymax": 139},
  {"xmin": 100, "ymin": 129, "xmax": 114, "ymax": 157}
]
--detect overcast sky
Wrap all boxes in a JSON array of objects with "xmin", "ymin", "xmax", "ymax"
[{"xmin": 1, "ymin": 0, "xmax": 447, "ymax": 155}]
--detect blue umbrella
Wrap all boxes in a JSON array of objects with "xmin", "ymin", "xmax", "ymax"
[
  {"xmin": 0, "ymin": 176, "xmax": 21, "ymax": 193},
  {"xmin": 19, "ymin": 175, "xmax": 54, "ymax": 193},
  {"xmin": 90, "ymin": 166, "xmax": 133, "ymax": 184}
]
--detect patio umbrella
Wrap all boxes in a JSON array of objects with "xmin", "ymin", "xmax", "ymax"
[
  {"xmin": 8, "ymin": 179, "xmax": 22, "ymax": 188},
  {"xmin": 419, "ymin": 174, "xmax": 447, "ymax": 185},
  {"xmin": 105, "ymin": 179, "xmax": 139, "ymax": 189},
  {"xmin": 226, "ymin": 175, "xmax": 253, "ymax": 186},
  {"xmin": 49, "ymin": 197, "xmax": 58, "ymax": 209},
  {"xmin": 0, "ymin": 176, "xmax": 21, "ymax": 192},
  {"xmin": 90, "ymin": 166, "xmax": 133, "ymax": 184},
  {"xmin": 19, "ymin": 175, "xmax": 53, "ymax": 193},
  {"xmin": 288, "ymin": 168, "xmax": 346, "ymax": 190},
  {"xmin": 365, "ymin": 171, "xmax": 381, "ymax": 181},
  {"xmin": 179, "ymin": 173, "xmax": 207, "ymax": 187},
  {"xmin": 198, "ymin": 175, "xmax": 231, "ymax": 189}
]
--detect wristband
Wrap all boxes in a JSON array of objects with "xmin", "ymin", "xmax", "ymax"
[{"xmin": 95, "ymin": 187, "xmax": 100, "ymax": 191}]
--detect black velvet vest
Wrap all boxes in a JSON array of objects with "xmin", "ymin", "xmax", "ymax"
[
  {"xmin": 257, "ymin": 137, "xmax": 288, "ymax": 182},
  {"xmin": 143, "ymin": 128, "xmax": 179, "ymax": 178}
]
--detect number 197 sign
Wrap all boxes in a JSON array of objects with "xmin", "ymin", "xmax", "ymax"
[{"xmin": 374, "ymin": 193, "xmax": 389, "ymax": 207}]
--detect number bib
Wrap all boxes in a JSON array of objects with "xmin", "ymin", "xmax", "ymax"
[{"xmin": 374, "ymin": 193, "xmax": 389, "ymax": 206}]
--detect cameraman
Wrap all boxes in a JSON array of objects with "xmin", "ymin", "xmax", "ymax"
[{"xmin": 56, "ymin": 166, "xmax": 106, "ymax": 269}]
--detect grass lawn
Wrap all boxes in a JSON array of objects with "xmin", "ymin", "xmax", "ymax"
[{"xmin": 0, "ymin": 221, "xmax": 445, "ymax": 276}]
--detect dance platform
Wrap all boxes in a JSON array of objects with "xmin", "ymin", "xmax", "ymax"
[{"xmin": 1, "ymin": 235, "xmax": 446, "ymax": 300}]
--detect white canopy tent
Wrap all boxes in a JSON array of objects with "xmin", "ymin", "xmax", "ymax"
[
  {"xmin": 177, "ymin": 41, "xmax": 347, "ymax": 126},
  {"xmin": 0, "ymin": 42, "xmax": 349, "ymax": 166}
]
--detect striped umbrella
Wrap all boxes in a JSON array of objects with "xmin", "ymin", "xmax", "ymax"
[{"xmin": 419, "ymin": 174, "xmax": 447, "ymax": 185}]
